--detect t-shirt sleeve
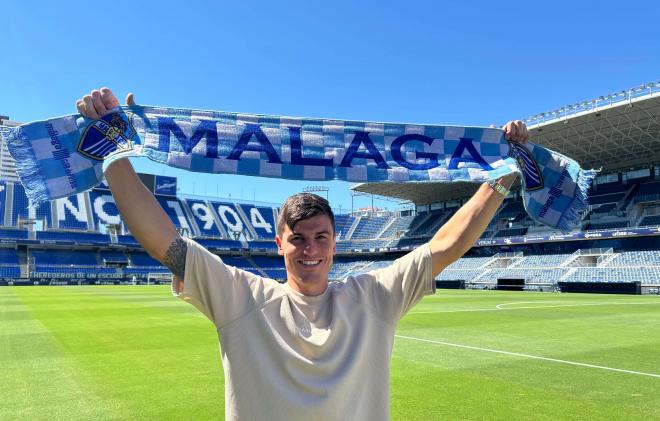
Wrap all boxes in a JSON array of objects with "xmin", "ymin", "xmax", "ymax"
[
  {"xmin": 171, "ymin": 238, "xmax": 276, "ymax": 327},
  {"xmin": 356, "ymin": 244, "xmax": 435, "ymax": 323}
]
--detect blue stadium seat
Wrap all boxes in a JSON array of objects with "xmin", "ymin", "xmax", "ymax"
[
  {"xmin": 639, "ymin": 215, "xmax": 660, "ymax": 226},
  {"xmin": 129, "ymin": 253, "xmax": 163, "ymax": 267},
  {"xmin": 0, "ymin": 249, "xmax": 19, "ymax": 265},
  {"xmin": 31, "ymin": 249, "xmax": 97, "ymax": 266},
  {"xmin": 246, "ymin": 240, "xmax": 277, "ymax": 252},
  {"xmin": 0, "ymin": 229, "xmax": 29, "ymax": 240},
  {"xmin": 117, "ymin": 235, "xmax": 141, "ymax": 246},
  {"xmin": 592, "ymin": 182, "xmax": 629, "ymax": 195},
  {"xmin": 585, "ymin": 221, "xmax": 629, "ymax": 230},
  {"xmin": 589, "ymin": 193, "xmax": 625, "ymax": 205},
  {"xmin": 100, "ymin": 251, "xmax": 128, "ymax": 264},
  {"xmin": 494, "ymin": 227, "xmax": 527, "ymax": 238},
  {"xmin": 0, "ymin": 266, "xmax": 20, "ymax": 278},
  {"xmin": 195, "ymin": 238, "xmax": 243, "ymax": 250},
  {"xmin": 36, "ymin": 231, "xmax": 111, "ymax": 245}
]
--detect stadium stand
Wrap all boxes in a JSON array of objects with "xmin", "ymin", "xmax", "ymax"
[
  {"xmin": 196, "ymin": 238, "xmax": 243, "ymax": 250},
  {"xmin": 246, "ymin": 240, "xmax": 277, "ymax": 252},
  {"xmin": 129, "ymin": 252, "xmax": 162, "ymax": 267},
  {"xmin": 333, "ymin": 214, "xmax": 356, "ymax": 240},
  {"xmin": 117, "ymin": 235, "xmax": 141, "ymax": 246},
  {"xmin": 0, "ymin": 228, "xmax": 28, "ymax": 240},
  {"xmin": 350, "ymin": 216, "xmax": 391, "ymax": 240},
  {"xmin": 36, "ymin": 231, "xmax": 111, "ymax": 244},
  {"xmin": 2, "ymin": 149, "xmax": 660, "ymax": 292},
  {"xmin": 0, "ymin": 248, "xmax": 20, "ymax": 278},
  {"xmin": 379, "ymin": 214, "xmax": 414, "ymax": 240},
  {"xmin": 0, "ymin": 248, "xmax": 19, "ymax": 265},
  {"xmin": 100, "ymin": 251, "xmax": 129, "ymax": 265}
]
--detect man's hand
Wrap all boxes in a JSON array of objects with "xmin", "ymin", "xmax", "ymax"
[
  {"xmin": 499, "ymin": 120, "xmax": 530, "ymax": 187},
  {"xmin": 76, "ymin": 87, "xmax": 136, "ymax": 119},
  {"xmin": 502, "ymin": 120, "xmax": 529, "ymax": 144}
]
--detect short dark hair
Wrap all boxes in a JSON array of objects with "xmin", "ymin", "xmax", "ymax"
[{"xmin": 277, "ymin": 193, "xmax": 335, "ymax": 236}]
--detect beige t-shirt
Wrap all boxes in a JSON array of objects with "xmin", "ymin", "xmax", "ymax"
[{"xmin": 173, "ymin": 238, "xmax": 434, "ymax": 421}]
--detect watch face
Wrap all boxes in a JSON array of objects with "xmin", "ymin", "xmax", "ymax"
[{"xmin": 489, "ymin": 181, "xmax": 508, "ymax": 197}]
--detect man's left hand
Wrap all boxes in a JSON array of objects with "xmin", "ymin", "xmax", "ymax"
[{"xmin": 503, "ymin": 120, "xmax": 529, "ymax": 144}]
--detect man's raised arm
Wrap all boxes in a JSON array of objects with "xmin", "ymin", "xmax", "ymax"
[
  {"xmin": 428, "ymin": 120, "xmax": 529, "ymax": 277},
  {"xmin": 76, "ymin": 88, "xmax": 187, "ymax": 281}
]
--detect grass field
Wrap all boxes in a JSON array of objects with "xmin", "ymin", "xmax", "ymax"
[{"xmin": 2, "ymin": 286, "xmax": 659, "ymax": 420}]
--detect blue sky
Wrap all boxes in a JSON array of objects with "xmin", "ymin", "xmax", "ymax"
[{"xmin": 1, "ymin": 0, "xmax": 658, "ymax": 212}]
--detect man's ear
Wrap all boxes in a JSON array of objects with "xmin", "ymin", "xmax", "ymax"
[{"xmin": 275, "ymin": 235, "xmax": 284, "ymax": 256}]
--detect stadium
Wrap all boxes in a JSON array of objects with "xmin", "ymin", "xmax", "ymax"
[{"xmin": 2, "ymin": 81, "xmax": 659, "ymax": 419}]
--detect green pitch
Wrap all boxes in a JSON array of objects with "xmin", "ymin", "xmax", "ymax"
[{"xmin": 2, "ymin": 287, "xmax": 658, "ymax": 420}]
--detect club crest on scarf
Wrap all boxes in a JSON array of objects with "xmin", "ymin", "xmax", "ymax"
[
  {"xmin": 78, "ymin": 112, "xmax": 136, "ymax": 160},
  {"xmin": 508, "ymin": 141, "xmax": 543, "ymax": 191}
]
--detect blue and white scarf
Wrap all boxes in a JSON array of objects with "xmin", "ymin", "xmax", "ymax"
[{"xmin": 0, "ymin": 105, "xmax": 596, "ymax": 230}]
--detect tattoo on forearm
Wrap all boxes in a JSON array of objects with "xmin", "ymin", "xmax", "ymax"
[{"xmin": 163, "ymin": 238, "xmax": 187, "ymax": 278}]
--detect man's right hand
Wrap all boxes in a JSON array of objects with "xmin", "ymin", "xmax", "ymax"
[{"xmin": 76, "ymin": 87, "xmax": 135, "ymax": 120}]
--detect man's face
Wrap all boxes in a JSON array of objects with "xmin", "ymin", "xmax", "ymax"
[{"xmin": 276, "ymin": 214, "xmax": 336, "ymax": 295}]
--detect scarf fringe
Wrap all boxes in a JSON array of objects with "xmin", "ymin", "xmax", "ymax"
[{"xmin": 0, "ymin": 126, "xmax": 50, "ymax": 206}]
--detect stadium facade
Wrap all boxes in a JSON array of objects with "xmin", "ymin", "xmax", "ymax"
[{"xmin": 1, "ymin": 82, "xmax": 659, "ymax": 294}]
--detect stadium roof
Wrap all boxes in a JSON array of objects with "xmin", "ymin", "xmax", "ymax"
[{"xmin": 353, "ymin": 81, "xmax": 660, "ymax": 205}]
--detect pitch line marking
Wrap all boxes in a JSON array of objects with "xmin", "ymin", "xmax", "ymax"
[
  {"xmin": 493, "ymin": 301, "xmax": 658, "ymax": 310},
  {"xmin": 408, "ymin": 301, "xmax": 659, "ymax": 314},
  {"xmin": 395, "ymin": 334, "xmax": 660, "ymax": 379},
  {"xmin": 496, "ymin": 300, "xmax": 574, "ymax": 309}
]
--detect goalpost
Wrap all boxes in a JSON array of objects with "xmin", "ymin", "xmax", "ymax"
[{"xmin": 146, "ymin": 273, "xmax": 173, "ymax": 285}]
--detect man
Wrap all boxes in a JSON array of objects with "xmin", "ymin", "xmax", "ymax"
[{"xmin": 76, "ymin": 87, "xmax": 528, "ymax": 420}]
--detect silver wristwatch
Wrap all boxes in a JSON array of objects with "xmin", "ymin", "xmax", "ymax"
[{"xmin": 488, "ymin": 179, "xmax": 510, "ymax": 197}]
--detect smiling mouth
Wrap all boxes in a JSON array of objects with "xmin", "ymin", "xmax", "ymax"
[{"xmin": 299, "ymin": 259, "xmax": 322, "ymax": 267}]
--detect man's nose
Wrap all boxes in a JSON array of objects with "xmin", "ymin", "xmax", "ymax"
[{"xmin": 303, "ymin": 241, "xmax": 316, "ymax": 253}]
